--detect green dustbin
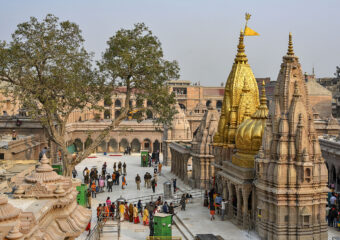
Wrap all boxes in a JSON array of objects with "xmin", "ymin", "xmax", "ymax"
[
  {"xmin": 52, "ymin": 164, "xmax": 63, "ymax": 175},
  {"xmin": 76, "ymin": 184, "xmax": 88, "ymax": 207},
  {"xmin": 141, "ymin": 150, "xmax": 149, "ymax": 167},
  {"xmin": 154, "ymin": 213, "xmax": 172, "ymax": 237}
]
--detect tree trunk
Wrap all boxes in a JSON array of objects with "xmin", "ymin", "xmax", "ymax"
[{"xmin": 62, "ymin": 152, "xmax": 74, "ymax": 177}]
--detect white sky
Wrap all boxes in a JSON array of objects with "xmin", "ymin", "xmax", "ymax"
[{"xmin": 0, "ymin": 0, "xmax": 339, "ymax": 86}]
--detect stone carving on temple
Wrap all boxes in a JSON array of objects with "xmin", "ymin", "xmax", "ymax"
[{"xmin": 0, "ymin": 154, "xmax": 91, "ymax": 239}]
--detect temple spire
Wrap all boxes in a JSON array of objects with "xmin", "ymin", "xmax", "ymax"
[
  {"xmin": 235, "ymin": 30, "xmax": 248, "ymax": 64},
  {"xmin": 287, "ymin": 32, "xmax": 294, "ymax": 56}
]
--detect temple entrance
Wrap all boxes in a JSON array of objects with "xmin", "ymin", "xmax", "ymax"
[
  {"xmin": 119, "ymin": 139, "xmax": 129, "ymax": 152},
  {"xmin": 131, "ymin": 138, "xmax": 141, "ymax": 152},
  {"xmin": 143, "ymin": 139, "xmax": 151, "ymax": 152},
  {"xmin": 153, "ymin": 140, "xmax": 160, "ymax": 152},
  {"xmin": 85, "ymin": 137, "xmax": 93, "ymax": 149},
  {"xmin": 96, "ymin": 140, "xmax": 107, "ymax": 153},
  {"xmin": 74, "ymin": 138, "xmax": 83, "ymax": 152},
  {"xmin": 108, "ymin": 139, "xmax": 118, "ymax": 152}
]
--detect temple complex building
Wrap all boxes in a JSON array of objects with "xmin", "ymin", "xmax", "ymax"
[
  {"xmin": 212, "ymin": 29, "xmax": 263, "ymax": 229},
  {"xmin": 317, "ymin": 67, "xmax": 340, "ymax": 117},
  {"xmin": 0, "ymin": 155, "xmax": 91, "ymax": 239},
  {"xmin": 255, "ymin": 33, "xmax": 328, "ymax": 240}
]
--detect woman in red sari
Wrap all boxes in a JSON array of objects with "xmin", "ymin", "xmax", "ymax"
[{"xmin": 124, "ymin": 202, "xmax": 129, "ymax": 221}]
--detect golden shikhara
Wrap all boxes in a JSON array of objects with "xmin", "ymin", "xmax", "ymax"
[{"xmin": 213, "ymin": 31, "xmax": 260, "ymax": 146}]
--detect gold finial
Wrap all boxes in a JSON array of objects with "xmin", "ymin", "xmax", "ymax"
[
  {"xmin": 245, "ymin": 13, "xmax": 251, "ymax": 29},
  {"xmin": 245, "ymin": 13, "xmax": 251, "ymax": 21},
  {"xmin": 260, "ymin": 80, "xmax": 267, "ymax": 105},
  {"xmin": 235, "ymin": 30, "xmax": 248, "ymax": 64},
  {"xmin": 287, "ymin": 32, "xmax": 294, "ymax": 56}
]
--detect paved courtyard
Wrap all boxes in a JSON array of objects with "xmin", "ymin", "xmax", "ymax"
[{"xmin": 74, "ymin": 153, "xmax": 340, "ymax": 240}]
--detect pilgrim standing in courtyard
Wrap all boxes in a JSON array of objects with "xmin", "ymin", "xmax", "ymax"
[
  {"xmin": 123, "ymin": 162, "xmax": 127, "ymax": 175},
  {"xmin": 119, "ymin": 202, "xmax": 125, "ymax": 222},
  {"xmin": 143, "ymin": 206, "xmax": 149, "ymax": 225},
  {"xmin": 135, "ymin": 174, "xmax": 141, "ymax": 190},
  {"xmin": 122, "ymin": 175, "xmax": 127, "ymax": 189},
  {"xmin": 133, "ymin": 204, "xmax": 140, "ymax": 224}
]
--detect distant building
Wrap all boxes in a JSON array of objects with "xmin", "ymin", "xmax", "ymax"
[{"xmin": 317, "ymin": 66, "xmax": 340, "ymax": 117}]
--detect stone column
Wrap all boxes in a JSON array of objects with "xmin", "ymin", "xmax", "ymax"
[
  {"xmin": 236, "ymin": 187, "xmax": 242, "ymax": 225},
  {"xmin": 242, "ymin": 188, "xmax": 251, "ymax": 229},
  {"xmin": 227, "ymin": 182, "xmax": 233, "ymax": 219}
]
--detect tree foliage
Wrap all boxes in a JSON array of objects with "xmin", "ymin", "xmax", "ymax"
[
  {"xmin": 0, "ymin": 16, "xmax": 179, "ymax": 175},
  {"xmin": 98, "ymin": 23, "xmax": 179, "ymax": 125}
]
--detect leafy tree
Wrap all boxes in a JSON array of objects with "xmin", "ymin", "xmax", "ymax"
[
  {"xmin": 0, "ymin": 15, "xmax": 179, "ymax": 175},
  {"xmin": 98, "ymin": 23, "xmax": 179, "ymax": 124}
]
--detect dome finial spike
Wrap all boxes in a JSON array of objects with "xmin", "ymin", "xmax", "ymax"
[
  {"xmin": 260, "ymin": 80, "xmax": 267, "ymax": 106},
  {"xmin": 287, "ymin": 32, "xmax": 294, "ymax": 56},
  {"xmin": 235, "ymin": 30, "xmax": 248, "ymax": 64}
]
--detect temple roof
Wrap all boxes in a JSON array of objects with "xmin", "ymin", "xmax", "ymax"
[
  {"xmin": 214, "ymin": 31, "xmax": 260, "ymax": 145},
  {"xmin": 25, "ymin": 154, "xmax": 62, "ymax": 183},
  {"xmin": 0, "ymin": 194, "xmax": 21, "ymax": 222}
]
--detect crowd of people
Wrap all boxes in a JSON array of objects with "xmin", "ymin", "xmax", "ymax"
[
  {"xmin": 327, "ymin": 191, "xmax": 340, "ymax": 228},
  {"xmin": 95, "ymin": 196, "xmax": 179, "ymax": 236},
  {"xmin": 203, "ymin": 188, "xmax": 227, "ymax": 221}
]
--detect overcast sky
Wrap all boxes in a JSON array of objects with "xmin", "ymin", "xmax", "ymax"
[{"xmin": 0, "ymin": 0, "xmax": 339, "ymax": 86}]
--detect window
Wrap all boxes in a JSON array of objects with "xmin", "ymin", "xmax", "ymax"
[
  {"xmin": 305, "ymin": 168, "xmax": 311, "ymax": 183},
  {"xmin": 303, "ymin": 216, "xmax": 310, "ymax": 228},
  {"xmin": 0, "ymin": 153, "xmax": 4, "ymax": 160}
]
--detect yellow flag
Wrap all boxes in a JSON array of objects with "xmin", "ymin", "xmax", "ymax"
[{"xmin": 244, "ymin": 27, "xmax": 259, "ymax": 36}]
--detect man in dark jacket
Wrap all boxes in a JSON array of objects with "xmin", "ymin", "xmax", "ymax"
[
  {"xmin": 162, "ymin": 202, "xmax": 169, "ymax": 213},
  {"xmin": 328, "ymin": 207, "xmax": 338, "ymax": 227},
  {"xmin": 116, "ymin": 171, "xmax": 120, "ymax": 185},
  {"xmin": 151, "ymin": 178, "xmax": 156, "ymax": 193},
  {"xmin": 107, "ymin": 178, "xmax": 113, "ymax": 192},
  {"xmin": 149, "ymin": 217, "xmax": 154, "ymax": 236}
]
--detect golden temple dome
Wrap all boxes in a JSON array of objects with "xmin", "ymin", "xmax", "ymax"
[{"xmin": 233, "ymin": 81, "xmax": 268, "ymax": 168}]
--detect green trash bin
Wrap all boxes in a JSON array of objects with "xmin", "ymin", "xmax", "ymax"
[
  {"xmin": 153, "ymin": 213, "xmax": 172, "ymax": 237},
  {"xmin": 52, "ymin": 164, "xmax": 63, "ymax": 175},
  {"xmin": 141, "ymin": 150, "xmax": 149, "ymax": 167},
  {"xmin": 76, "ymin": 184, "xmax": 88, "ymax": 207}
]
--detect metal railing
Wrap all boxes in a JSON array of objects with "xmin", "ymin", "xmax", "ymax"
[
  {"xmin": 146, "ymin": 237, "xmax": 182, "ymax": 240},
  {"xmin": 85, "ymin": 211, "xmax": 120, "ymax": 240}
]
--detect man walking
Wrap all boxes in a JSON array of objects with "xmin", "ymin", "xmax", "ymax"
[
  {"xmin": 107, "ymin": 177, "xmax": 113, "ymax": 192},
  {"xmin": 135, "ymin": 174, "xmax": 141, "ymax": 190},
  {"xmin": 173, "ymin": 178, "xmax": 177, "ymax": 193},
  {"xmin": 151, "ymin": 178, "xmax": 156, "ymax": 193},
  {"xmin": 123, "ymin": 162, "xmax": 127, "ymax": 175},
  {"xmin": 221, "ymin": 198, "xmax": 227, "ymax": 221},
  {"xmin": 144, "ymin": 173, "xmax": 147, "ymax": 188}
]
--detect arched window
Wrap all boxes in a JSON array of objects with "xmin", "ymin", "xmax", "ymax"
[
  {"xmin": 146, "ymin": 110, "xmax": 153, "ymax": 119},
  {"xmin": 104, "ymin": 109, "xmax": 111, "ymax": 119},
  {"xmin": 305, "ymin": 168, "xmax": 311, "ymax": 183},
  {"xmin": 115, "ymin": 110, "xmax": 121, "ymax": 119},
  {"xmin": 179, "ymin": 103, "xmax": 186, "ymax": 110},
  {"xmin": 216, "ymin": 100, "xmax": 222, "ymax": 109},
  {"xmin": 147, "ymin": 100, "xmax": 152, "ymax": 107},
  {"xmin": 104, "ymin": 97, "xmax": 112, "ymax": 107},
  {"xmin": 115, "ymin": 99, "xmax": 121, "ymax": 108},
  {"xmin": 206, "ymin": 100, "xmax": 212, "ymax": 107}
]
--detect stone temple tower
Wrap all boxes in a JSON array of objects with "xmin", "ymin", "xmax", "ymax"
[{"xmin": 254, "ymin": 33, "xmax": 328, "ymax": 240}]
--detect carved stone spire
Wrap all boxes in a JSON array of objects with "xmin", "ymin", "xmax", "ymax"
[
  {"xmin": 255, "ymin": 33, "xmax": 328, "ymax": 240},
  {"xmin": 287, "ymin": 32, "xmax": 294, "ymax": 56}
]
